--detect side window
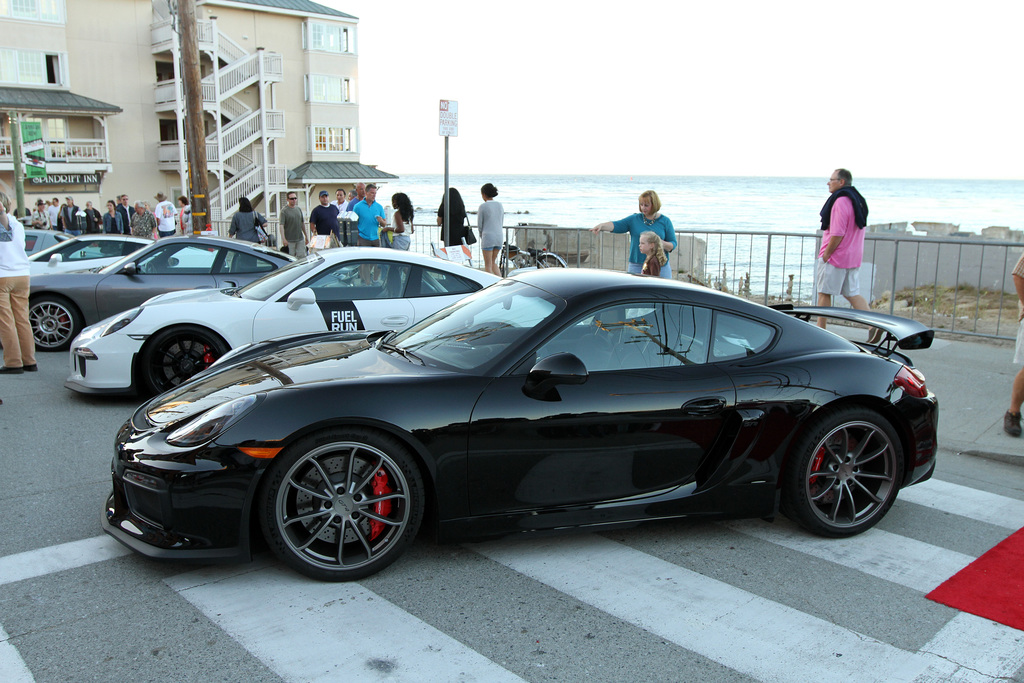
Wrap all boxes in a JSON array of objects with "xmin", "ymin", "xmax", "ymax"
[
  {"xmin": 136, "ymin": 244, "xmax": 218, "ymax": 274},
  {"xmin": 24, "ymin": 234, "xmax": 38, "ymax": 251},
  {"xmin": 535, "ymin": 303, "xmax": 714, "ymax": 372},
  {"xmin": 410, "ymin": 267, "xmax": 480, "ymax": 297},
  {"xmin": 220, "ymin": 249, "xmax": 278, "ymax": 274},
  {"xmin": 711, "ymin": 311, "xmax": 775, "ymax": 361},
  {"xmin": 303, "ymin": 261, "xmax": 410, "ymax": 302},
  {"xmin": 121, "ymin": 241, "xmax": 143, "ymax": 256}
]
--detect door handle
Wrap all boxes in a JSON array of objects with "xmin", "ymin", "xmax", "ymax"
[
  {"xmin": 681, "ymin": 397, "xmax": 726, "ymax": 416},
  {"xmin": 382, "ymin": 315, "xmax": 410, "ymax": 327},
  {"xmin": 223, "ymin": 280, "xmax": 237, "ymax": 287}
]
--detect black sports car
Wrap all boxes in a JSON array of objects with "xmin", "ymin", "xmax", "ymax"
[{"xmin": 103, "ymin": 269, "xmax": 938, "ymax": 581}]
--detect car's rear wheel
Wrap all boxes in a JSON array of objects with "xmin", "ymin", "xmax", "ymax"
[
  {"xmin": 30, "ymin": 295, "xmax": 82, "ymax": 351},
  {"xmin": 781, "ymin": 406, "xmax": 904, "ymax": 537},
  {"xmin": 140, "ymin": 325, "xmax": 228, "ymax": 395},
  {"xmin": 259, "ymin": 428, "xmax": 424, "ymax": 581}
]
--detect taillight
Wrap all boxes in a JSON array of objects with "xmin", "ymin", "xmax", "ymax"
[{"xmin": 894, "ymin": 365, "xmax": 928, "ymax": 398}]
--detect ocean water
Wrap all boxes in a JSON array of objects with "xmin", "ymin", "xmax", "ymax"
[{"xmin": 380, "ymin": 174, "xmax": 1022, "ymax": 236}]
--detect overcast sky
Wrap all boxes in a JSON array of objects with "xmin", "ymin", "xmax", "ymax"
[{"xmin": 319, "ymin": 0, "xmax": 1022, "ymax": 180}]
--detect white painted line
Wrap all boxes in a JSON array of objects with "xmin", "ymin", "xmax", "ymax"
[
  {"xmin": 471, "ymin": 534, "xmax": 939, "ymax": 682},
  {"xmin": 913, "ymin": 612, "xmax": 1024, "ymax": 682},
  {"xmin": 721, "ymin": 518, "xmax": 976, "ymax": 593},
  {"xmin": 899, "ymin": 478, "xmax": 1024, "ymax": 530},
  {"xmin": 165, "ymin": 563, "xmax": 526, "ymax": 683},
  {"xmin": 0, "ymin": 624, "xmax": 34, "ymax": 683},
  {"xmin": 0, "ymin": 536, "xmax": 130, "ymax": 586}
]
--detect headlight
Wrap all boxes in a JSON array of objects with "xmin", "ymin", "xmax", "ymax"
[
  {"xmin": 166, "ymin": 394, "xmax": 261, "ymax": 447},
  {"xmin": 100, "ymin": 307, "xmax": 142, "ymax": 337}
]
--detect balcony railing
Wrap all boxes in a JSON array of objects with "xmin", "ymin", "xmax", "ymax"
[{"xmin": 0, "ymin": 137, "xmax": 108, "ymax": 163}]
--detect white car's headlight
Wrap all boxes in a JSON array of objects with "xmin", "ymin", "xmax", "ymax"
[
  {"xmin": 166, "ymin": 394, "xmax": 261, "ymax": 448},
  {"xmin": 101, "ymin": 307, "xmax": 143, "ymax": 336}
]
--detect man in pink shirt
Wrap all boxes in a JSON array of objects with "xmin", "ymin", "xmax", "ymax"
[{"xmin": 816, "ymin": 168, "xmax": 870, "ymax": 328}]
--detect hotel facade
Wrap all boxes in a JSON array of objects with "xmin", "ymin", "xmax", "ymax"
[{"xmin": 0, "ymin": 0, "xmax": 395, "ymax": 221}]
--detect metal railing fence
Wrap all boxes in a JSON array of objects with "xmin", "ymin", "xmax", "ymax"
[{"xmin": 205, "ymin": 220, "xmax": 1023, "ymax": 341}]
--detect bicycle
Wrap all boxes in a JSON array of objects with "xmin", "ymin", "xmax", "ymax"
[{"xmin": 499, "ymin": 241, "xmax": 567, "ymax": 276}]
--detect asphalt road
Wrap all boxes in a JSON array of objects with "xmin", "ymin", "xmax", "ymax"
[{"xmin": 2, "ymin": 354, "xmax": 1024, "ymax": 682}]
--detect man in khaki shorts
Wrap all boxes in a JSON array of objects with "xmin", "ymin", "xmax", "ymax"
[
  {"xmin": 816, "ymin": 168, "xmax": 870, "ymax": 329},
  {"xmin": 1004, "ymin": 252, "xmax": 1024, "ymax": 437}
]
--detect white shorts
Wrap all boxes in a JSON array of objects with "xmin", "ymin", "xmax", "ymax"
[
  {"xmin": 1015, "ymin": 318, "xmax": 1024, "ymax": 364},
  {"xmin": 816, "ymin": 259, "xmax": 860, "ymax": 297}
]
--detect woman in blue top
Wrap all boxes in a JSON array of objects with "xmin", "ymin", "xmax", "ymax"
[{"xmin": 590, "ymin": 190, "xmax": 676, "ymax": 278}]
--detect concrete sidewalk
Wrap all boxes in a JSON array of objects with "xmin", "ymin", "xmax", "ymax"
[{"xmin": 900, "ymin": 334, "xmax": 1022, "ymax": 464}]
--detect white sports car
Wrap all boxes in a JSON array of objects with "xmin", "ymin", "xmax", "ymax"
[
  {"xmin": 66, "ymin": 247, "xmax": 500, "ymax": 396},
  {"xmin": 29, "ymin": 234, "xmax": 152, "ymax": 274}
]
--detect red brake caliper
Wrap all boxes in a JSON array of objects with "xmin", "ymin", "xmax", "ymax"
[
  {"xmin": 202, "ymin": 344, "xmax": 215, "ymax": 368},
  {"xmin": 369, "ymin": 469, "xmax": 391, "ymax": 540},
  {"xmin": 809, "ymin": 447, "xmax": 826, "ymax": 491}
]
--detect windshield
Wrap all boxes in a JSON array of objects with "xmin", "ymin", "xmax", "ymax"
[
  {"xmin": 391, "ymin": 279, "xmax": 563, "ymax": 372},
  {"xmin": 235, "ymin": 253, "xmax": 324, "ymax": 300}
]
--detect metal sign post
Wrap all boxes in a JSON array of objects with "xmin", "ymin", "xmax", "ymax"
[{"xmin": 439, "ymin": 100, "xmax": 458, "ymax": 246}]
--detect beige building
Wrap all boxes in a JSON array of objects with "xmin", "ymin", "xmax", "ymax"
[{"xmin": 0, "ymin": 0, "xmax": 395, "ymax": 224}]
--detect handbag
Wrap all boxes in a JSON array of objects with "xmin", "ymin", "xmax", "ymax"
[
  {"xmin": 463, "ymin": 217, "xmax": 477, "ymax": 245},
  {"xmin": 254, "ymin": 214, "xmax": 268, "ymax": 244}
]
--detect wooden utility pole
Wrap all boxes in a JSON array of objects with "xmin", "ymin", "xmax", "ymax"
[
  {"xmin": 8, "ymin": 112, "xmax": 25, "ymax": 217},
  {"xmin": 179, "ymin": 0, "xmax": 208, "ymax": 234}
]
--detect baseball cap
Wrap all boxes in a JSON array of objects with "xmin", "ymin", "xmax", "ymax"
[{"xmin": 319, "ymin": 190, "xmax": 329, "ymax": 197}]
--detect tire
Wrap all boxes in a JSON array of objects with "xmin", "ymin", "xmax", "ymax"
[
  {"xmin": 258, "ymin": 428, "xmax": 425, "ymax": 581},
  {"xmin": 781, "ymin": 406, "xmax": 904, "ymax": 537},
  {"xmin": 30, "ymin": 296, "xmax": 83, "ymax": 351},
  {"xmin": 537, "ymin": 252, "xmax": 567, "ymax": 268},
  {"xmin": 140, "ymin": 325, "xmax": 228, "ymax": 395}
]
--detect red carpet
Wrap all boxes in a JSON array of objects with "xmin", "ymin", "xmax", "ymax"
[{"xmin": 927, "ymin": 526, "xmax": 1024, "ymax": 631}]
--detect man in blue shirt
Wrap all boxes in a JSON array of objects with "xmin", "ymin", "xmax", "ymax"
[{"xmin": 352, "ymin": 184, "xmax": 386, "ymax": 246}]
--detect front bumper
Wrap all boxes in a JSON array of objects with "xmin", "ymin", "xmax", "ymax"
[
  {"xmin": 101, "ymin": 417, "xmax": 265, "ymax": 562},
  {"xmin": 66, "ymin": 330, "xmax": 141, "ymax": 395}
]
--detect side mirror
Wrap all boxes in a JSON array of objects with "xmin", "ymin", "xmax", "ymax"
[
  {"xmin": 287, "ymin": 287, "xmax": 316, "ymax": 310},
  {"xmin": 48, "ymin": 253, "xmax": 64, "ymax": 267},
  {"xmin": 523, "ymin": 352, "xmax": 587, "ymax": 401},
  {"xmin": 122, "ymin": 262, "xmax": 138, "ymax": 276}
]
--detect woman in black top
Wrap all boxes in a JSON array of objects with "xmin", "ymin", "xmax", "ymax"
[{"xmin": 436, "ymin": 187, "xmax": 468, "ymax": 247}]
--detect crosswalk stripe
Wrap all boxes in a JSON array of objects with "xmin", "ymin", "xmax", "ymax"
[
  {"xmin": 471, "ymin": 534, "xmax": 943, "ymax": 682},
  {"xmin": 721, "ymin": 518, "xmax": 976, "ymax": 592},
  {"xmin": 0, "ymin": 625, "xmax": 33, "ymax": 683},
  {"xmin": 899, "ymin": 478, "xmax": 1024, "ymax": 530},
  {"xmin": 0, "ymin": 536, "xmax": 130, "ymax": 587},
  {"xmin": 912, "ymin": 613, "xmax": 1024, "ymax": 682},
  {"xmin": 164, "ymin": 562, "xmax": 526, "ymax": 683}
]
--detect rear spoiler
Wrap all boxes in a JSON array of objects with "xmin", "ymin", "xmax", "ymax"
[{"xmin": 773, "ymin": 305, "xmax": 934, "ymax": 352}]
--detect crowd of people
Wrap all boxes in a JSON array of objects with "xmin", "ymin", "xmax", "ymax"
[{"xmin": 24, "ymin": 192, "xmax": 192, "ymax": 240}]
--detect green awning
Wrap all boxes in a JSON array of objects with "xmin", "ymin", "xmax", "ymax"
[
  {"xmin": 0, "ymin": 87, "xmax": 121, "ymax": 115},
  {"xmin": 289, "ymin": 162, "xmax": 398, "ymax": 183}
]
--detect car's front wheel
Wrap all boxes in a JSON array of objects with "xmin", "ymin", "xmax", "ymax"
[
  {"xmin": 29, "ymin": 295, "xmax": 82, "ymax": 351},
  {"xmin": 259, "ymin": 429, "xmax": 425, "ymax": 581},
  {"xmin": 781, "ymin": 406, "xmax": 904, "ymax": 537},
  {"xmin": 140, "ymin": 325, "xmax": 228, "ymax": 395}
]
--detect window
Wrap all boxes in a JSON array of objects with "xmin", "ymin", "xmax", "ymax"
[
  {"xmin": 535, "ymin": 303, "xmax": 713, "ymax": 372},
  {"xmin": 408, "ymin": 267, "xmax": 480, "ymax": 297},
  {"xmin": 308, "ymin": 22, "xmax": 350, "ymax": 53},
  {"xmin": 2, "ymin": 0, "xmax": 63, "ymax": 22},
  {"xmin": 311, "ymin": 125, "xmax": 354, "ymax": 153},
  {"xmin": 220, "ymin": 250, "xmax": 278, "ymax": 275},
  {"xmin": 303, "ymin": 261, "xmax": 410, "ymax": 301},
  {"xmin": 308, "ymin": 74, "xmax": 350, "ymax": 103},
  {"xmin": 0, "ymin": 49, "xmax": 63, "ymax": 85},
  {"xmin": 711, "ymin": 312, "xmax": 775, "ymax": 361},
  {"xmin": 136, "ymin": 244, "xmax": 218, "ymax": 275}
]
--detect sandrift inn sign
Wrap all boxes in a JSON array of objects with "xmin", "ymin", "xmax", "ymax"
[{"xmin": 29, "ymin": 174, "xmax": 100, "ymax": 186}]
